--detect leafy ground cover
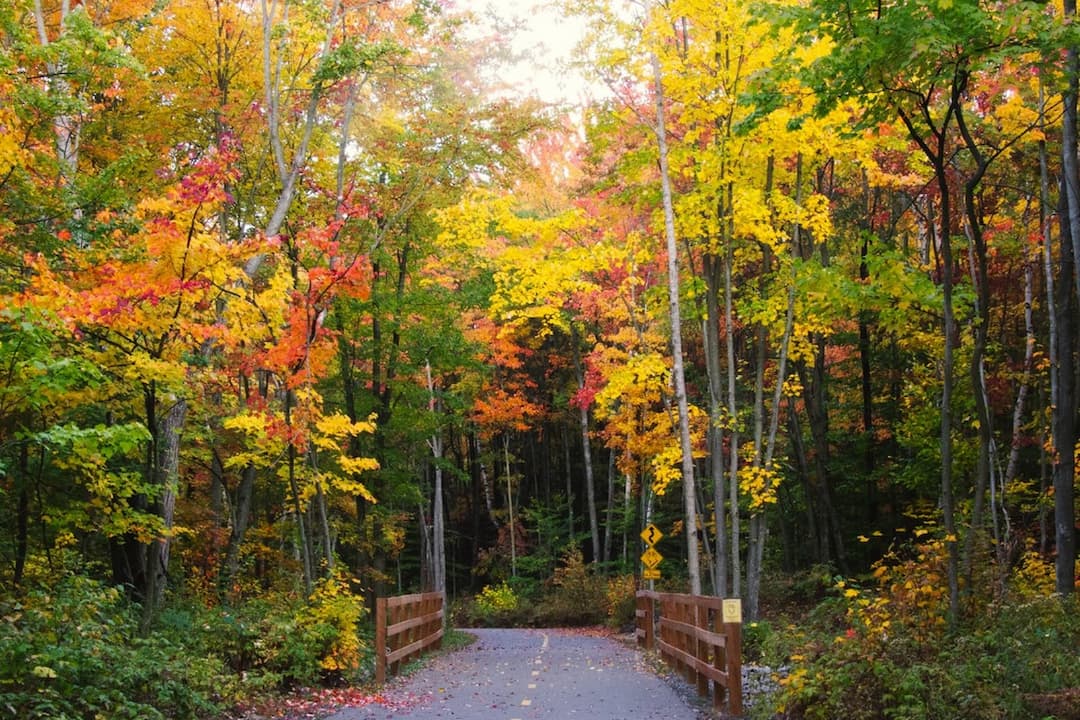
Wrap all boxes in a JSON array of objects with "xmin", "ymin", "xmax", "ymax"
[{"xmin": 742, "ymin": 547, "xmax": 1080, "ymax": 720}]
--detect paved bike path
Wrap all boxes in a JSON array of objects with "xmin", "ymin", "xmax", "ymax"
[{"xmin": 326, "ymin": 628, "xmax": 707, "ymax": 720}]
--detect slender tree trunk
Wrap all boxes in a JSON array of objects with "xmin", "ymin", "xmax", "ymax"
[
  {"xmin": 1055, "ymin": 7, "xmax": 1080, "ymax": 596},
  {"xmin": 788, "ymin": 404, "xmax": 820, "ymax": 564},
  {"xmin": 623, "ymin": 471, "xmax": 632, "ymax": 565},
  {"xmin": 895, "ymin": 100, "xmax": 961, "ymax": 622},
  {"xmin": 858, "ymin": 184, "xmax": 877, "ymax": 524},
  {"xmin": 571, "ymin": 328, "xmax": 601, "ymax": 561},
  {"xmin": 1053, "ymin": 192, "xmax": 1078, "ymax": 598},
  {"xmin": 604, "ymin": 451, "xmax": 616, "ymax": 563},
  {"xmin": 1038, "ymin": 81, "xmax": 1059, "ymax": 563},
  {"xmin": 579, "ymin": 404, "xmax": 601, "ymax": 563},
  {"xmin": 563, "ymin": 425, "xmax": 575, "ymax": 539},
  {"xmin": 425, "ymin": 360, "xmax": 447, "ymax": 598},
  {"xmin": 652, "ymin": 53, "xmax": 700, "ymax": 595},
  {"xmin": 33, "ymin": 0, "xmax": 80, "ymax": 193},
  {"xmin": 222, "ymin": 464, "xmax": 256, "ymax": 596},
  {"xmin": 285, "ymin": 390, "xmax": 314, "ymax": 595},
  {"xmin": 151, "ymin": 398, "xmax": 187, "ymax": 609},
  {"xmin": 261, "ymin": 0, "xmax": 339, "ymax": 239},
  {"xmin": 725, "ymin": 213, "xmax": 741, "ymax": 598},
  {"xmin": 704, "ymin": 253, "xmax": 728, "ymax": 596},
  {"xmin": 504, "ymin": 435, "xmax": 517, "ymax": 578},
  {"xmin": 13, "ymin": 444, "xmax": 30, "ymax": 587}
]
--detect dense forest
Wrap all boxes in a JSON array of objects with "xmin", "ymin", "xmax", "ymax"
[{"xmin": 1, "ymin": 0, "xmax": 1078, "ymax": 717}]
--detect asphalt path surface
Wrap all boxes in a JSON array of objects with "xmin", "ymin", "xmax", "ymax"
[{"xmin": 325, "ymin": 628, "xmax": 708, "ymax": 720}]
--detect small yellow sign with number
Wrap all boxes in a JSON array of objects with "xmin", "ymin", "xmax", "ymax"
[{"xmin": 641, "ymin": 546, "xmax": 663, "ymax": 569}]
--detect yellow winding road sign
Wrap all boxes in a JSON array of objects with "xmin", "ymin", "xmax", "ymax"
[{"xmin": 640, "ymin": 524, "xmax": 663, "ymax": 546}]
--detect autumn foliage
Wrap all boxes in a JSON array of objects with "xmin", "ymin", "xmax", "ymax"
[{"xmin": 0, "ymin": 0, "xmax": 1079, "ymax": 717}]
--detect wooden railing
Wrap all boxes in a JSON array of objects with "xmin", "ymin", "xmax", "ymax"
[
  {"xmin": 635, "ymin": 590, "xmax": 743, "ymax": 716},
  {"xmin": 374, "ymin": 591, "xmax": 445, "ymax": 684}
]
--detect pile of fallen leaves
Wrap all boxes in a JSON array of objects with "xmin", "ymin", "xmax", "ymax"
[{"xmin": 229, "ymin": 686, "xmax": 422, "ymax": 719}]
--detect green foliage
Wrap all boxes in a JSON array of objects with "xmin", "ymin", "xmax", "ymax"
[
  {"xmin": 535, "ymin": 547, "xmax": 608, "ymax": 626},
  {"xmin": 186, "ymin": 580, "xmax": 368, "ymax": 689},
  {"xmin": 455, "ymin": 580, "xmax": 536, "ymax": 627},
  {"xmin": 604, "ymin": 573, "xmax": 638, "ymax": 629},
  {"xmin": 0, "ymin": 575, "xmax": 223, "ymax": 720},
  {"xmin": 761, "ymin": 542, "xmax": 1080, "ymax": 720},
  {"xmin": 475, "ymin": 581, "xmax": 520, "ymax": 615}
]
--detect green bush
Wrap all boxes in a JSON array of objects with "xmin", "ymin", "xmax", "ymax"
[
  {"xmin": 765, "ymin": 568, "xmax": 1080, "ymax": 720},
  {"xmin": 605, "ymin": 573, "xmax": 638, "ymax": 629},
  {"xmin": 0, "ymin": 575, "xmax": 223, "ymax": 720},
  {"xmin": 535, "ymin": 548, "xmax": 608, "ymax": 626},
  {"xmin": 189, "ymin": 582, "xmax": 367, "ymax": 689},
  {"xmin": 464, "ymin": 581, "xmax": 538, "ymax": 626}
]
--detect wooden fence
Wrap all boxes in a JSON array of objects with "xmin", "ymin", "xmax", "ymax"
[
  {"xmin": 374, "ymin": 591, "xmax": 445, "ymax": 684},
  {"xmin": 635, "ymin": 590, "xmax": 743, "ymax": 716}
]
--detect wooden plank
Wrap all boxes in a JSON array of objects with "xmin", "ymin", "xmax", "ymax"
[
  {"xmin": 387, "ymin": 627, "xmax": 445, "ymax": 665},
  {"xmin": 656, "ymin": 638, "xmax": 727, "ymax": 684},
  {"xmin": 386, "ymin": 591, "xmax": 443, "ymax": 609},
  {"xmin": 388, "ymin": 610, "xmax": 444, "ymax": 641}
]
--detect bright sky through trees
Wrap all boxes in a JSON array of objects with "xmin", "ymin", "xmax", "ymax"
[{"xmin": 456, "ymin": 0, "xmax": 591, "ymax": 104}]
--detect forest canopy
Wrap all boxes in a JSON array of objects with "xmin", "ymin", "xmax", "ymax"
[{"xmin": 0, "ymin": 0, "xmax": 1078, "ymax": 717}]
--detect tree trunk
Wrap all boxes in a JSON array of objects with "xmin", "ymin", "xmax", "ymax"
[
  {"xmin": 704, "ymin": 253, "xmax": 728, "ymax": 596},
  {"xmin": 33, "ymin": 0, "xmax": 80, "ymax": 193},
  {"xmin": 1056, "ymin": 4, "xmax": 1080, "ymax": 596},
  {"xmin": 425, "ymin": 360, "xmax": 447, "ymax": 598},
  {"xmin": 222, "ymin": 463, "xmax": 256, "ymax": 597},
  {"xmin": 149, "ymin": 398, "xmax": 187, "ymax": 611},
  {"xmin": 285, "ymin": 390, "xmax": 314, "ymax": 595},
  {"xmin": 578, "ymin": 404, "xmax": 601, "ymax": 563},
  {"xmin": 604, "ymin": 451, "xmax": 616, "ymax": 564},
  {"xmin": 502, "ymin": 435, "xmax": 517, "ymax": 578},
  {"xmin": 13, "ymin": 444, "xmax": 30, "ymax": 587},
  {"xmin": 1053, "ymin": 189, "xmax": 1078, "ymax": 598},
  {"xmin": 563, "ymin": 425, "xmax": 575, "ymax": 540},
  {"xmin": 895, "ymin": 101, "xmax": 960, "ymax": 623},
  {"xmin": 652, "ymin": 53, "xmax": 700, "ymax": 595}
]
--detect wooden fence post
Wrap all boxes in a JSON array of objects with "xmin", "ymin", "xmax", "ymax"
[
  {"xmin": 375, "ymin": 596, "xmax": 388, "ymax": 685},
  {"xmin": 725, "ymin": 608, "xmax": 743, "ymax": 716}
]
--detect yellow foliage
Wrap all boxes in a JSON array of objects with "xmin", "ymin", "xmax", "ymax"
[
  {"xmin": 302, "ymin": 572, "xmax": 366, "ymax": 672},
  {"xmin": 650, "ymin": 445, "xmax": 683, "ymax": 496},
  {"xmin": 594, "ymin": 352, "xmax": 669, "ymax": 419},
  {"xmin": 1010, "ymin": 547, "xmax": 1057, "ymax": 599},
  {"xmin": 0, "ymin": 104, "xmax": 28, "ymax": 176},
  {"xmin": 739, "ymin": 464, "xmax": 780, "ymax": 512}
]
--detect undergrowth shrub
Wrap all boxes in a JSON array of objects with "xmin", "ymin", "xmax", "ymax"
[
  {"xmin": 605, "ymin": 573, "xmax": 637, "ymax": 628},
  {"xmin": 0, "ymin": 575, "xmax": 223, "ymax": 720},
  {"xmin": 765, "ymin": 534, "xmax": 1080, "ymax": 720},
  {"xmin": 194, "ymin": 573, "xmax": 367, "ymax": 689},
  {"xmin": 465, "ymin": 581, "xmax": 534, "ymax": 626},
  {"xmin": 536, "ymin": 547, "xmax": 607, "ymax": 626}
]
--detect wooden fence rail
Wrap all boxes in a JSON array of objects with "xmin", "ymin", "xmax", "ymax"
[
  {"xmin": 635, "ymin": 590, "xmax": 742, "ymax": 717},
  {"xmin": 375, "ymin": 591, "xmax": 445, "ymax": 684}
]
